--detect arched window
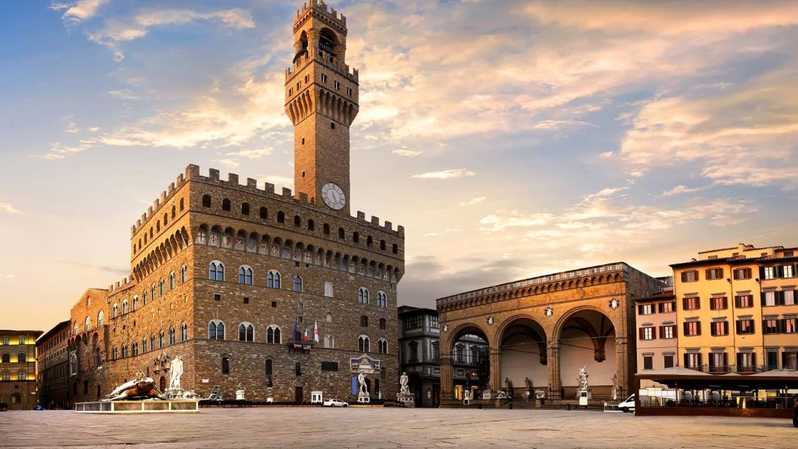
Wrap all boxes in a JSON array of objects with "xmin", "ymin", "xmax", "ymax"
[
  {"xmin": 360, "ymin": 315, "xmax": 368, "ymax": 327},
  {"xmin": 222, "ymin": 356, "xmax": 230, "ymax": 375},
  {"xmin": 112, "ymin": 304, "xmax": 118, "ymax": 319},
  {"xmin": 222, "ymin": 198, "xmax": 231, "ymax": 211},
  {"xmin": 324, "ymin": 335, "xmax": 335, "ymax": 349},
  {"xmin": 238, "ymin": 323, "xmax": 254, "ymax": 342},
  {"xmin": 307, "ymin": 219, "xmax": 315, "ymax": 231},
  {"xmin": 377, "ymin": 291, "xmax": 388, "ymax": 308},
  {"xmin": 179, "ymin": 198, "xmax": 185, "ymax": 211},
  {"xmin": 159, "ymin": 331, "xmax": 164, "ymax": 349},
  {"xmin": 159, "ymin": 279, "xmax": 165, "ymax": 296},
  {"xmin": 378, "ymin": 338, "xmax": 388, "ymax": 354},
  {"xmin": 181, "ymin": 322, "xmax": 188, "ymax": 342},
  {"xmin": 338, "ymin": 228, "xmax": 345, "ymax": 240},
  {"xmin": 202, "ymin": 194, "xmax": 211, "ymax": 208},
  {"xmin": 267, "ymin": 270, "xmax": 281, "ymax": 289},
  {"xmin": 367, "ymin": 236, "xmax": 373, "ymax": 247},
  {"xmin": 326, "ymin": 313, "xmax": 333, "ymax": 323},
  {"xmin": 132, "ymin": 296, "xmax": 139, "ymax": 311},
  {"xmin": 84, "ymin": 316, "xmax": 91, "ymax": 331},
  {"xmin": 353, "ymin": 232, "xmax": 360, "ymax": 243},
  {"xmin": 241, "ymin": 202, "xmax": 250, "ymax": 215},
  {"xmin": 293, "ymin": 215, "xmax": 301, "ymax": 227},
  {"xmin": 292, "ymin": 275, "xmax": 303, "ymax": 292},
  {"xmin": 122, "ymin": 300, "xmax": 129, "ymax": 315},
  {"xmin": 295, "ymin": 361, "xmax": 302, "ymax": 377},
  {"xmin": 168, "ymin": 327, "xmax": 176, "ymax": 345},
  {"xmin": 97, "ymin": 311, "xmax": 105, "ymax": 328},
  {"xmin": 266, "ymin": 325, "xmax": 281, "ymax": 344},
  {"xmin": 259, "ymin": 207, "xmax": 268, "ymax": 220},
  {"xmin": 163, "ymin": 213, "xmax": 168, "ymax": 226},
  {"xmin": 180, "ymin": 265, "xmax": 188, "ymax": 283},
  {"xmin": 358, "ymin": 287, "xmax": 369, "ymax": 305},
  {"xmin": 358, "ymin": 335, "xmax": 370, "ymax": 353},
  {"xmin": 379, "ymin": 318, "xmax": 386, "ymax": 330},
  {"xmin": 323, "ymin": 223, "xmax": 330, "ymax": 235},
  {"xmin": 150, "ymin": 335, "xmax": 155, "ymax": 352},
  {"xmin": 455, "ymin": 344, "xmax": 465, "ymax": 363},
  {"xmin": 238, "ymin": 265, "xmax": 254, "ymax": 285},
  {"xmin": 380, "ymin": 240, "xmax": 386, "ymax": 251},
  {"xmin": 208, "ymin": 320, "xmax": 225, "ymax": 340},
  {"xmin": 277, "ymin": 211, "xmax": 285, "ymax": 223},
  {"xmin": 169, "ymin": 272, "xmax": 176, "ymax": 290},
  {"xmin": 265, "ymin": 359, "xmax": 273, "ymax": 387},
  {"xmin": 209, "ymin": 261, "xmax": 225, "ymax": 281}
]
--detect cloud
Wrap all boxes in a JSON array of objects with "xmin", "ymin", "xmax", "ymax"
[
  {"xmin": 213, "ymin": 159, "xmax": 240, "ymax": 169},
  {"xmin": 50, "ymin": 0, "xmax": 107, "ymax": 23},
  {"xmin": 87, "ymin": 8, "xmax": 255, "ymax": 61},
  {"xmin": 523, "ymin": 1, "xmax": 798, "ymax": 35},
  {"xmin": 619, "ymin": 67, "xmax": 798, "ymax": 188},
  {"xmin": 40, "ymin": 142, "xmax": 92, "ymax": 160},
  {"xmin": 0, "ymin": 202, "xmax": 22, "ymax": 215},
  {"xmin": 225, "ymin": 148, "xmax": 273, "ymax": 159},
  {"xmin": 411, "ymin": 168, "xmax": 475, "ymax": 180},
  {"xmin": 392, "ymin": 149, "xmax": 422, "ymax": 158},
  {"xmin": 0, "ymin": 274, "xmax": 16, "ymax": 281},
  {"xmin": 258, "ymin": 175, "xmax": 293, "ymax": 189},
  {"xmin": 108, "ymin": 89, "xmax": 139, "ymax": 101},
  {"xmin": 480, "ymin": 211, "xmax": 553, "ymax": 232},
  {"xmin": 459, "ymin": 196, "xmax": 487, "ymax": 207},
  {"xmin": 662, "ymin": 185, "xmax": 705, "ymax": 197},
  {"xmin": 598, "ymin": 151, "xmax": 614, "ymax": 160}
]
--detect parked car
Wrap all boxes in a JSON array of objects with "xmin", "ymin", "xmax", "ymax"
[
  {"xmin": 618, "ymin": 394, "xmax": 635, "ymax": 413},
  {"xmin": 322, "ymin": 398, "xmax": 349, "ymax": 408}
]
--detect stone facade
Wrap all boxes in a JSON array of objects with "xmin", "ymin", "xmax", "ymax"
[
  {"xmin": 0, "ymin": 329, "xmax": 42, "ymax": 410},
  {"xmin": 60, "ymin": 0, "xmax": 404, "ymax": 406},
  {"xmin": 437, "ymin": 263, "xmax": 659, "ymax": 403},
  {"xmin": 36, "ymin": 320, "xmax": 71, "ymax": 409}
]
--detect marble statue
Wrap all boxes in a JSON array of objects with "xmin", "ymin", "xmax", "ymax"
[
  {"xmin": 169, "ymin": 356, "xmax": 184, "ymax": 391},
  {"xmin": 400, "ymin": 372, "xmax": 410, "ymax": 395},
  {"xmin": 357, "ymin": 372, "xmax": 370, "ymax": 403},
  {"xmin": 577, "ymin": 367, "xmax": 589, "ymax": 392},
  {"xmin": 611, "ymin": 373, "xmax": 618, "ymax": 401}
]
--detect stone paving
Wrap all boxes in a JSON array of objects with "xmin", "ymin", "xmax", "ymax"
[{"xmin": 0, "ymin": 407, "xmax": 795, "ymax": 449}]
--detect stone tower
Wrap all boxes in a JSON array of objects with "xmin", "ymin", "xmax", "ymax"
[{"xmin": 285, "ymin": 0, "xmax": 359, "ymax": 216}]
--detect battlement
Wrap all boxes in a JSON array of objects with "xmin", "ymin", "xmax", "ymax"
[
  {"xmin": 294, "ymin": 0, "xmax": 347, "ymax": 33},
  {"xmin": 285, "ymin": 46, "xmax": 359, "ymax": 83},
  {"xmin": 107, "ymin": 276, "xmax": 135, "ymax": 295},
  {"xmin": 132, "ymin": 165, "xmax": 403, "ymax": 238}
]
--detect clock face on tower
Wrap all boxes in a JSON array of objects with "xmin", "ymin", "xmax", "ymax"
[{"xmin": 321, "ymin": 183, "xmax": 346, "ymax": 210}]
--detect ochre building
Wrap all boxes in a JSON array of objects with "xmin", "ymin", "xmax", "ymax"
[
  {"xmin": 437, "ymin": 263, "xmax": 659, "ymax": 404},
  {"xmin": 672, "ymin": 243, "xmax": 798, "ymax": 373},
  {"xmin": 0, "ymin": 330, "xmax": 42, "ymax": 410},
  {"xmin": 62, "ymin": 0, "xmax": 405, "ymax": 406}
]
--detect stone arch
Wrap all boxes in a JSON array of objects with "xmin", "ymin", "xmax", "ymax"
[
  {"xmin": 553, "ymin": 306, "xmax": 619, "ymax": 400},
  {"xmin": 496, "ymin": 315, "xmax": 548, "ymax": 397}
]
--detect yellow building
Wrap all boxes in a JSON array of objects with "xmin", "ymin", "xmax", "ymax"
[{"xmin": 671, "ymin": 243, "xmax": 798, "ymax": 373}]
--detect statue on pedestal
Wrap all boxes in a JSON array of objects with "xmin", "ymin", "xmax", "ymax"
[
  {"xmin": 357, "ymin": 372, "xmax": 370, "ymax": 403},
  {"xmin": 396, "ymin": 372, "xmax": 415, "ymax": 407},
  {"xmin": 577, "ymin": 367, "xmax": 590, "ymax": 406}
]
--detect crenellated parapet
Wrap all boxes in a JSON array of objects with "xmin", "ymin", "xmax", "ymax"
[
  {"xmin": 131, "ymin": 170, "xmax": 189, "ymax": 236},
  {"xmin": 107, "ymin": 276, "xmax": 136, "ymax": 295},
  {"xmin": 170, "ymin": 165, "xmax": 403, "ymax": 237},
  {"xmin": 285, "ymin": 45, "xmax": 359, "ymax": 84},
  {"xmin": 293, "ymin": 0, "xmax": 347, "ymax": 34}
]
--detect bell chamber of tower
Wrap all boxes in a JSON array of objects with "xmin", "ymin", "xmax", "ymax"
[{"xmin": 285, "ymin": 0, "xmax": 359, "ymax": 216}]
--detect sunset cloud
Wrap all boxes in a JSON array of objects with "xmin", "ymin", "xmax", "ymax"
[
  {"xmin": 411, "ymin": 169, "xmax": 475, "ymax": 180},
  {"xmin": 50, "ymin": 0, "xmax": 107, "ymax": 23},
  {"xmin": 0, "ymin": 201, "xmax": 22, "ymax": 215}
]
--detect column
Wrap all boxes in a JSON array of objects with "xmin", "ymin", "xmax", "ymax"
[
  {"xmin": 489, "ymin": 347, "xmax": 501, "ymax": 392},
  {"xmin": 615, "ymin": 336, "xmax": 628, "ymax": 399},
  {"xmin": 548, "ymin": 344, "xmax": 561, "ymax": 400},
  {"xmin": 439, "ymin": 354, "xmax": 453, "ymax": 400}
]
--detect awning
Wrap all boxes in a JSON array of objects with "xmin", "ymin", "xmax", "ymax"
[{"xmin": 637, "ymin": 368, "xmax": 798, "ymax": 389}]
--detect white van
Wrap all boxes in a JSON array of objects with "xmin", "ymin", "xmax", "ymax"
[{"xmin": 618, "ymin": 394, "xmax": 635, "ymax": 413}]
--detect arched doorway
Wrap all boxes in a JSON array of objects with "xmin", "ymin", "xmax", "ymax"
[
  {"xmin": 450, "ymin": 326, "xmax": 489, "ymax": 401},
  {"xmin": 499, "ymin": 318, "xmax": 547, "ymax": 398},
  {"xmin": 558, "ymin": 310, "xmax": 616, "ymax": 400}
]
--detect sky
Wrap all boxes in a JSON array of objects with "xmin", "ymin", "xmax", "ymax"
[{"xmin": 1, "ymin": 0, "xmax": 798, "ymax": 331}]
